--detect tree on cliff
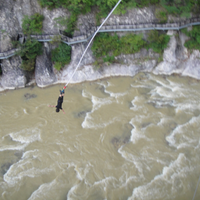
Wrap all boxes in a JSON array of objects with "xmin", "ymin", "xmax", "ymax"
[
  {"xmin": 15, "ymin": 37, "xmax": 43, "ymax": 71},
  {"xmin": 22, "ymin": 13, "xmax": 44, "ymax": 35}
]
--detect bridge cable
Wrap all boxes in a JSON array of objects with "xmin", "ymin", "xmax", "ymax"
[{"xmin": 64, "ymin": 0, "xmax": 122, "ymax": 88}]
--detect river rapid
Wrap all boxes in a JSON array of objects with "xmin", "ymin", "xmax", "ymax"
[{"xmin": 0, "ymin": 72, "xmax": 200, "ymax": 200}]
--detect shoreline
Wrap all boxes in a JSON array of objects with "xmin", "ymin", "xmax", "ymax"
[{"xmin": 1, "ymin": 71, "xmax": 200, "ymax": 94}]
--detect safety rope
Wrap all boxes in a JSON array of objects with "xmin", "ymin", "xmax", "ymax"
[
  {"xmin": 192, "ymin": 175, "xmax": 200, "ymax": 200},
  {"xmin": 63, "ymin": 0, "xmax": 122, "ymax": 89}
]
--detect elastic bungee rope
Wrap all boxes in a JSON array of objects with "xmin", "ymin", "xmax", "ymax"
[
  {"xmin": 192, "ymin": 175, "xmax": 200, "ymax": 200},
  {"xmin": 63, "ymin": 0, "xmax": 122, "ymax": 90}
]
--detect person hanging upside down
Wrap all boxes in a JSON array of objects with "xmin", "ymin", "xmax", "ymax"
[{"xmin": 48, "ymin": 87, "xmax": 66, "ymax": 114}]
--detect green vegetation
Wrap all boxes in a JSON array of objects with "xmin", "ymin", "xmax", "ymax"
[
  {"xmin": 15, "ymin": 37, "xmax": 43, "ymax": 71},
  {"xmin": 91, "ymin": 33, "xmax": 146, "ymax": 65},
  {"xmin": 92, "ymin": 31, "xmax": 170, "ymax": 66},
  {"xmin": 38, "ymin": 0, "xmax": 200, "ymax": 36},
  {"xmin": 12, "ymin": 14, "xmax": 44, "ymax": 71},
  {"xmin": 181, "ymin": 26, "xmax": 200, "ymax": 50},
  {"xmin": 39, "ymin": 0, "xmax": 161, "ymax": 35},
  {"xmin": 50, "ymin": 35, "xmax": 62, "ymax": 44},
  {"xmin": 55, "ymin": 13, "xmax": 77, "ymax": 36},
  {"xmin": 147, "ymin": 30, "xmax": 170, "ymax": 53},
  {"xmin": 51, "ymin": 43, "xmax": 71, "ymax": 70},
  {"xmin": 155, "ymin": 7, "xmax": 168, "ymax": 23},
  {"xmin": 22, "ymin": 13, "xmax": 44, "ymax": 35},
  {"xmin": 160, "ymin": 0, "xmax": 200, "ymax": 17},
  {"xmin": 1, "ymin": 30, "xmax": 6, "ymax": 34}
]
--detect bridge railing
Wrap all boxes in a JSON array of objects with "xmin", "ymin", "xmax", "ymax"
[{"xmin": 1, "ymin": 16, "xmax": 200, "ymax": 59}]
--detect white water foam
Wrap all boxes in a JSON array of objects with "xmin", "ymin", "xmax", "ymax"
[
  {"xmin": 93, "ymin": 176, "xmax": 117, "ymax": 187},
  {"xmin": 128, "ymin": 153, "xmax": 191, "ymax": 200},
  {"xmin": 130, "ymin": 125, "xmax": 152, "ymax": 144},
  {"xmin": 166, "ymin": 116, "xmax": 200, "ymax": 149},
  {"xmin": 9, "ymin": 127, "xmax": 41, "ymax": 144},
  {"xmin": 3, "ymin": 149, "xmax": 53, "ymax": 186},
  {"xmin": 82, "ymin": 95, "xmax": 115, "ymax": 129},
  {"xmin": 28, "ymin": 180, "xmax": 57, "ymax": 200},
  {"xmin": 82, "ymin": 113, "xmax": 118, "ymax": 129},
  {"xmin": 0, "ymin": 143, "xmax": 27, "ymax": 152},
  {"xmin": 130, "ymin": 96, "xmax": 147, "ymax": 111},
  {"xmin": 118, "ymin": 146, "xmax": 145, "ymax": 181},
  {"xmin": 74, "ymin": 163, "xmax": 91, "ymax": 181},
  {"xmin": 0, "ymin": 128, "xmax": 41, "ymax": 152},
  {"xmin": 67, "ymin": 184, "xmax": 80, "ymax": 200},
  {"xmin": 82, "ymin": 89, "xmax": 92, "ymax": 99}
]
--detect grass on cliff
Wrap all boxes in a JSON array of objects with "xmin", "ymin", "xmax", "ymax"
[
  {"xmin": 181, "ymin": 26, "xmax": 200, "ymax": 50},
  {"xmin": 51, "ymin": 43, "xmax": 71, "ymax": 70}
]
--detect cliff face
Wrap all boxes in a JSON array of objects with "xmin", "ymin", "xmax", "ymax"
[
  {"xmin": 0, "ymin": 0, "xmax": 68, "ymax": 38},
  {"xmin": 0, "ymin": 0, "xmax": 200, "ymax": 91}
]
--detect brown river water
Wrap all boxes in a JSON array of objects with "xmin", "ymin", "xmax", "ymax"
[{"xmin": 0, "ymin": 72, "xmax": 200, "ymax": 200}]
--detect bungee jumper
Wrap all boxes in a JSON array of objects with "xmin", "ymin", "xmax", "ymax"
[
  {"xmin": 48, "ymin": 0, "xmax": 121, "ymax": 114},
  {"xmin": 48, "ymin": 86, "xmax": 66, "ymax": 114}
]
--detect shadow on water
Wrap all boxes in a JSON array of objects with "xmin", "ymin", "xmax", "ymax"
[
  {"xmin": 148, "ymin": 99, "xmax": 174, "ymax": 108},
  {"xmin": 24, "ymin": 93, "xmax": 37, "ymax": 100},
  {"xmin": 111, "ymin": 123, "xmax": 133, "ymax": 149},
  {"xmin": 74, "ymin": 110, "xmax": 91, "ymax": 118},
  {"xmin": 0, "ymin": 151, "xmax": 23, "ymax": 176}
]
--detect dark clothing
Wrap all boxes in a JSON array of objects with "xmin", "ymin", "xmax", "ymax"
[{"xmin": 56, "ymin": 96, "xmax": 63, "ymax": 110}]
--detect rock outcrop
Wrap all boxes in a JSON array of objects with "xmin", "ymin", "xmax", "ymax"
[
  {"xmin": 153, "ymin": 30, "xmax": 200, "ymax": 78},
  {"xmin": 1, "ymin": 56, "xmax": 26, "ymax": 89},
  {"xmin": 35, "ymin": 42, "xmax": 56, "ymax": 87}
]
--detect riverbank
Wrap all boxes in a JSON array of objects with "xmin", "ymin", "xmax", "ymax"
[{"xmin": 1, "ymin": 29, "xmax": 200, "ymax": 92}]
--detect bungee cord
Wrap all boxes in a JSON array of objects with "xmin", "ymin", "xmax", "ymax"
[
  {"xmin": 192, "ymin": 175, "xmax": 200, "ymax": 200},
  {"xmin": 63, "ymin": 0, "xmax": 122, "ymax": 90}
]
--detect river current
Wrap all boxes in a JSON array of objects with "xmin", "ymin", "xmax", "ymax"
[{"xmin": 0, "ymin": 72, "xmax": 200, "ymax": 200}]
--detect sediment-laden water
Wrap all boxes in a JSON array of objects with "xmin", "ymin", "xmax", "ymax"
[{"xmin": 0, "ymin": 72, "xmax": 200, "ymax": 200}]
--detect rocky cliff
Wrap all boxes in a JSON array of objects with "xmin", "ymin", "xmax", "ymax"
[{"xmin": 0, "ymin": 0, "xmax": 200, "ymax": 92}]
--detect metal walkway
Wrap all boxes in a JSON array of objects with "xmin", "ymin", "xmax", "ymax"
[{"xmin": 1, "ymin": 17, "xmax": 200, "ymax": 60}]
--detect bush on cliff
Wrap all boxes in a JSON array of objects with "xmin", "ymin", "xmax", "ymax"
[
  {"xmin": 51, "ymin": 43, "xmax": 71, "ymax": 70},
  {"xmin": 181, "ymin": 26, "xmax": 200, "ymax": 50},
  {"xmin": 91, "ymin": 33, "xmax": 146, "ymax": 65},
  {"xmin": 20, "ymin": 59, "xmax": 36, "ymax": 71},
  {"xmin": 16, "ymin": 37, "xmax": 43, "ymax": 71},
  {"xmin": 147, "ymin": 30, "xmax": 170, "ymax": 53},
  {"xmin": 155, "ymin": 7, "xmax": 168, "ymax": 23},
  {"xmin": 55, "ymin": 13, "xmax": 78, "ymax": 36},
  {"xmin": 22, "ymin": 13, "xmax": 44, "ymax": 35}
]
